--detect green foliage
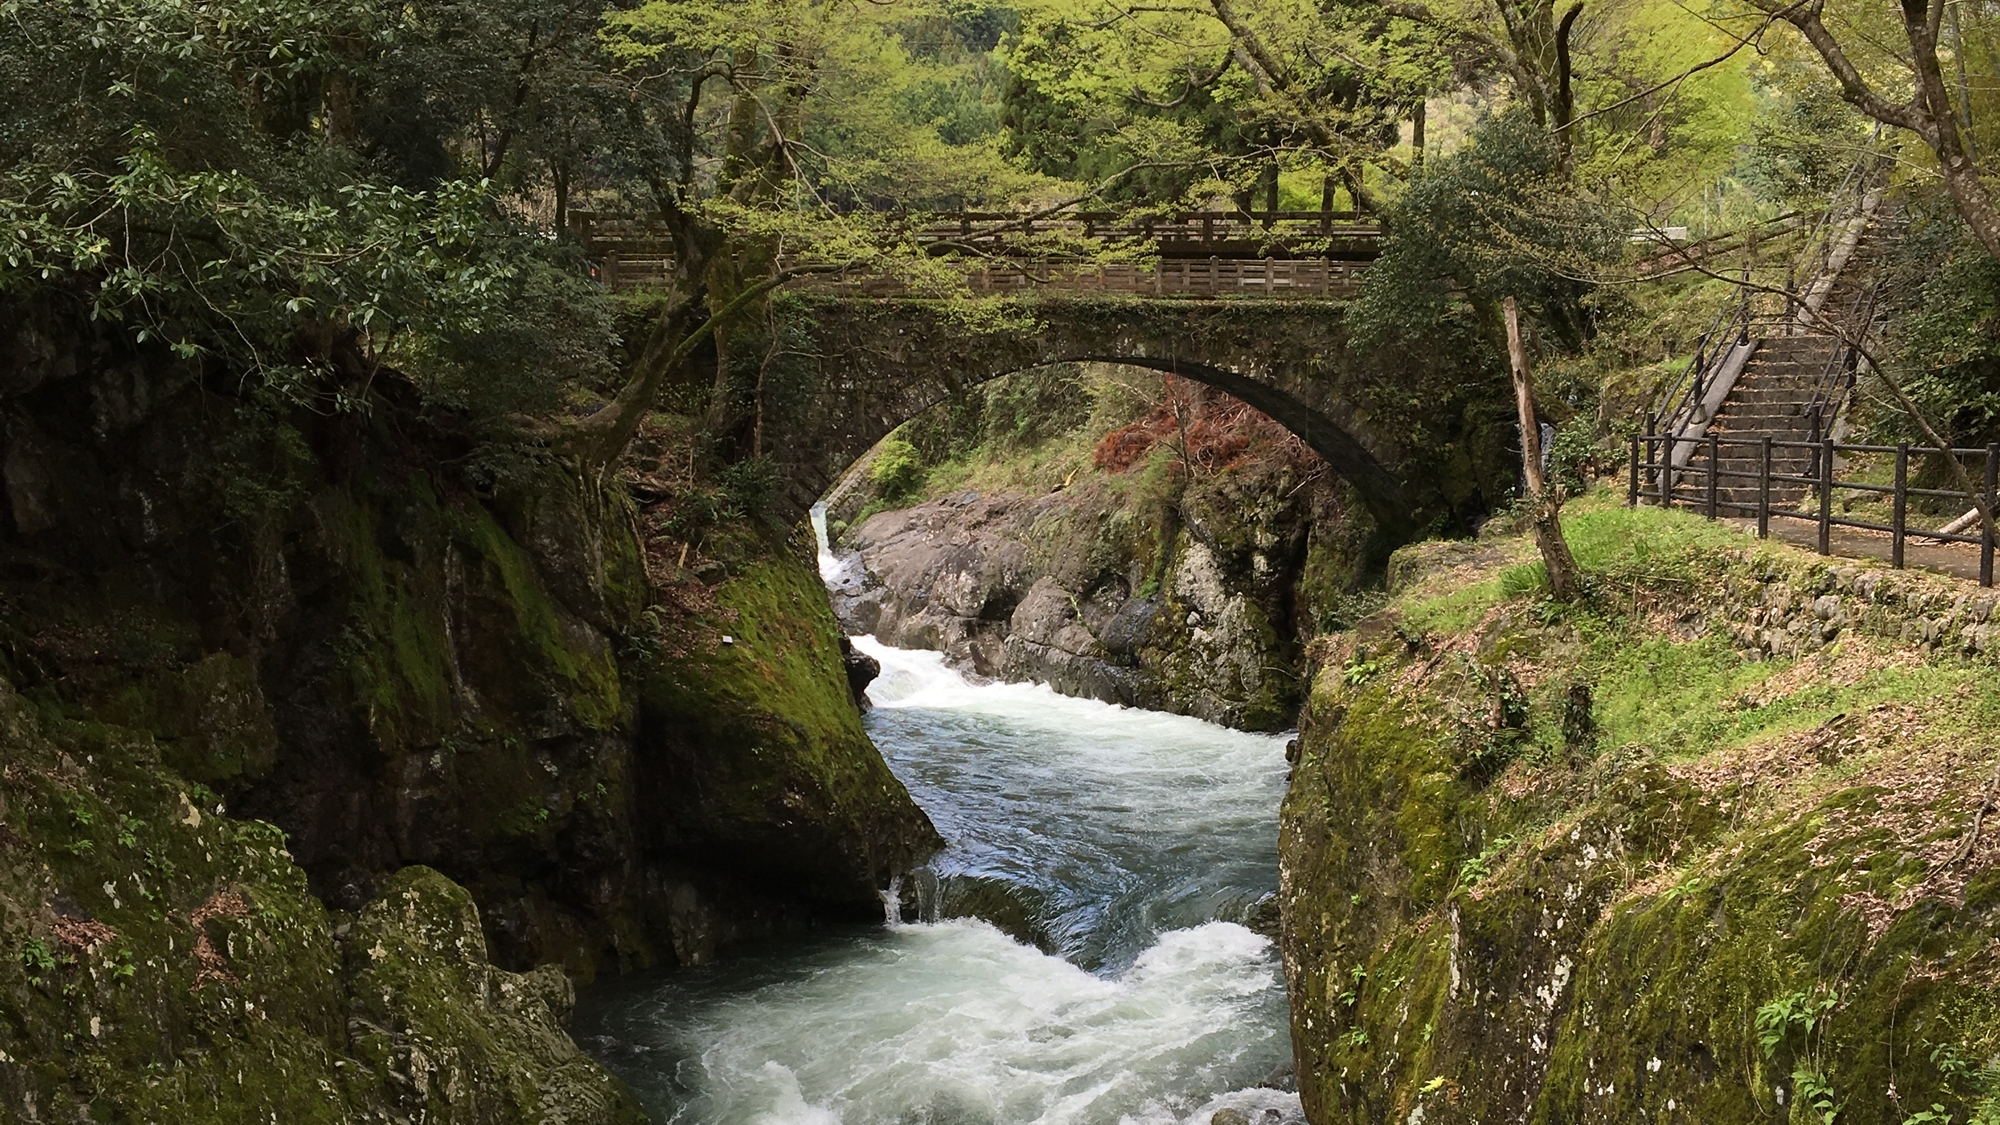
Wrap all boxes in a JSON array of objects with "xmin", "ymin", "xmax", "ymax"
[
  {"xmin": 1924, "ymin": 1044, "xmax": 2000, "ymax": 1125},
  {"xmin": 1455, "ymin": 834, "xmax": 1515, "ymax": 890},
  {"xmin": 870, "ymin": 436, "xmax": 929, "ymax": 504},
  {"xmin": 1354, "ymin": 110, "xmax": 1624, "ymax": 356},
  {"xmin": 1880, "ymin": 194, "xmax": 2000, "ymax": 448},
  {"xmin": 18, "ymin": 938, "xmax": 55, "ymax": 983},
  {"xmin": 1743, "ymin": 59, "xmax": 1873, "ymax": 210},
  {"xmin": 1342, "ymin": 658, "xmax": 1384, "ymax": 686},
  {"xmin": 0, "ymin": 0, "xmax": 616, "ymax": 428},
  {"xmin": 1000, "ymin": 0, "xmax": 1444, "ymax": 206},
  {"xmin": 1757, "ymin": 989, "xmax": 1839, "ymax": 1058}
]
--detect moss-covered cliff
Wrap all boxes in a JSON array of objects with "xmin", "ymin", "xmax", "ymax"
[
  {"xmin": 0, "ymin": 299, "xmax": 938, "ymax": 1117},
  {"xmin": 1281, "ymin": 495, "xmax": 2000, "ymax": 1124},
  {"xmin": 0, "ymin": 669, "xmax": 646, "ymax": 1122}
]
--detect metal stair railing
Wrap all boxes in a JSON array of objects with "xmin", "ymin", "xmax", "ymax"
[
  {"xmin": 1803, "ymin": 280, "xmax": 1882, "ymax": 459},
  {"xmin": 1784, "ymin": 124, "xmax": 1888, "ymax": 329},
  {"xmin": 1645, "ymin": 132, "xmax": 1892, "ymax": 496}
]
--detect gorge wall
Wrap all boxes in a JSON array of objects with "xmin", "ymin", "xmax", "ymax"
[
  {"xmin": 0, "ymin": 300, "xmax": 938, "ymax": 1120},
  {"xmin": 1280, "ymin": 501, "xmax": 2000, "ymax": 1125},
  {"xmin": 829, "ymin": 399, "xmax": 1374, "ymax": 732}
]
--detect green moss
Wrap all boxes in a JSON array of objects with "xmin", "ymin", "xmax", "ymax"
[
  {"xmin": 457, "ymin": 502, "xmax": 624, "ymax": 733},
  {"xmin": 327, "ymin": 484, "xmax": 456, "ymax": 750},
  {"xmin": 639, "ymin": 537, "xmax": 939, "ymax": 902},
  {"xmin": 0, "ymin": 676, "xmax": 643, "ymax": 1123},
  {"xmin": 1283, "ymin": 495, "xmax": 2000, "ymax": 1124}
]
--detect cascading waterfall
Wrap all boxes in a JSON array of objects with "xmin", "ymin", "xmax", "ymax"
[{"xmin": 574, "ymin": 504, "xmax": 1299, "ymax": 1125}]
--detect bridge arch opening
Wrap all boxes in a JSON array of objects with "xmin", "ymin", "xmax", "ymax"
[
  {"xmin": 810, "ymin": 356, "xmax": 1402, "ymax": 534},
  {"xmin": 779, "ymin": 296, "xmax": 1453, "ymax": 545}
]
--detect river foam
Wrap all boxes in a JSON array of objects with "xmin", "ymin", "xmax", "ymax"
[
  {"xmin": 579, "ymin": 533, "xmax": 1299, "ymax": 1124},
  {"xmin": 585, "ymin": 917, "xmax": 1294, "ymax": 1125}
]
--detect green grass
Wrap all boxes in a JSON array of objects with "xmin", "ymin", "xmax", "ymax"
[
  {"xmin": 1400, "ymin": 486, "xmax": 1774, "ymax": 634},
  {"xmin": 1389, "ymin": 482, "xmax": 2000, "ymax": 767}
]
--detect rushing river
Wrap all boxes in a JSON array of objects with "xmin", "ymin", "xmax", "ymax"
[{"xmin": 574, "ymin": 518, "xmax": 1298, "ymax": 1125}]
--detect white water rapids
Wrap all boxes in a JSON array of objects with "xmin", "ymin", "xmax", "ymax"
[{"xmin": 573, "ymin": 509, "xmax": 1299, "ymax": 1125}]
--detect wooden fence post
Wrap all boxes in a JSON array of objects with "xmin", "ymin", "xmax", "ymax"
[
  {"xmin": 1818, "ymin": 436, "xmax": 1835, "ymax": 556},
  {"xmin": 1659, "ymin": 432, "xmax": 1673, "ymax": 509},
  {"xmin": 1643, "ymin": 414, "xmax": 1657, "ymax": 503},
  {"xmin": 1628, "ymin": 433, "xmax": 1640, "ymax": 507},
  {"xmin": 1892, "ymin": 443, "xmax": 1908, "ymax": 569},
  {"xmin": 1759, "ymin": 437, "xmax": 1772, "ymax": 539},
  {"xmin": 1985, "ymin": 444, "xmax": 1998, "ymax": 587},
  {"xmin": 1706, "ymin": 432, "xmax": 1720, "ymax": 519}
]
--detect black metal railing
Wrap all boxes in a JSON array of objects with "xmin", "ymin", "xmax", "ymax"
[
  {"xmin": 1627, "ymin": 431, "xmax": 2000, "ymax": 586},
  {"xmin": 1790, "ymin": 124, "xmax": 1888, "ymax": 305},
  {"xmin": 1655, "ymin": 284, "xmax": 1742, "ymax": 439}
]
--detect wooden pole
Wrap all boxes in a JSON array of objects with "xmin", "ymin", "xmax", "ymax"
[
  {"xmin": 1818, "ymin": 436, "xmax": 1835, "ymax": 556},
  {"xmin": 1644, "ymin": 414, "xmax": 1657, "ymax": 502},
  {"xmin": 1893, "ymin": 443, "xmax": 1909, "ymax": 569},
  {"xmin": 1660, "ymin": 432, "xmax": 1673, "ymax": 509},
  {"xmin": 1628, "ymin": 433, "xmax": 1640, "ymax": 507},
  {"xmin": 1985, "ymin": 444, "xmax": 1998, "ymax": 587},
  {"xmin": 1503, "ymin": 295, "xmax": 1581, "ymax": 600},
  {"xmin": 1759, "ymin": 436, "xmax": 1772, "ymax": 539},
  {"xmin": 1706, "ymin": 431, "xmax": 1720, "ymax": 518}
]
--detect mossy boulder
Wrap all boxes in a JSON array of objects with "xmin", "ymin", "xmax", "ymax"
[
  {"xmin": 342, "ymin": 867, "xmax": 645, "ymax": 1124},
  {"xmin": 638, "ymin": 532, "xmax": 941, "ymax": 927}
]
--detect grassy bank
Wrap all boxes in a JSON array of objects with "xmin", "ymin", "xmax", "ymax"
[{"xmin": 1283, "ymin": 489, "xmax": 2000, "ymax": 1125}]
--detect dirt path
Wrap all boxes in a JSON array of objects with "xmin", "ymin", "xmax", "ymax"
[{"xmin": 1720, "ymin": 515, "xmax": 1989, "ymax": 584}]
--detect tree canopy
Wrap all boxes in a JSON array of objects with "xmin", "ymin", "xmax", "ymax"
[{"xmin": 9, "ymin": 0, "xmax": 2000, "ymax": 475}]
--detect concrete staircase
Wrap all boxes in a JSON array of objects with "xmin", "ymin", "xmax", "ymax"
[
  {"xmin": 1673, "ymin": 335, "xmax": 1838, "ymax": 512},
  {"xmin": 1664, "ymin": 188, "xmax": 1896, "ymax": 514}
]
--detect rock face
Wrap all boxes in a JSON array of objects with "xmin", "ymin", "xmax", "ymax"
[
  {"xmin": 0, "ymin": 672, "xmax": 646, "ymax": 1123},
  {"xmin": 834, "ymin": 464, "xmax": 1361, "ymax": 731},
  {"xmin": 840, "ymin": 636, "xmax": 881, "ymax": 705},
  {"xmin": 0, "ymin": 298, "xmax": 938, "ymax": 1117},
  {"xmin": 1279, "ymin": 519, "xmax": 2000, "ymax": 1125}
]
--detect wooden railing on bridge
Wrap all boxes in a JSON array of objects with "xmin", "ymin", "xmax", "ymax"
[
  {"xmin": 904, "ymin": 209, "xmax": 1384, "ymax": 258},
  {"xmin": 569, "ymin": 208, "xmax": 1384, "ymax": 298},
  {"xmin": 1629, "ymin": 428, "xmax": 2000, "ymax": 586}
]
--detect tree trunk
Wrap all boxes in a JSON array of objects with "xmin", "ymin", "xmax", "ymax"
[
  {"xmin": 1764, "ymin": 0, "xmax": 2000, "ymax": 262},
  {"xmin": 1503, "ymin": 296, "xmax": 1582, "ymax": 600},
  {"xmin": 1410, "ymin": 99, "xmax": 1426, "ymax": 175},
  {"xmin": 1553, "ymin": 3, "xmax": 1583, "ymax": 173}
]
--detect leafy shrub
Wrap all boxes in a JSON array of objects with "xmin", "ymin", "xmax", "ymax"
[{"xmin": 870, "ymin": 436, "xmax": 926, "ymax": 504}]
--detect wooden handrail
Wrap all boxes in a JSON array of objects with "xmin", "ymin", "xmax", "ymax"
[{"xmin": 1627, "ymin": 429, "xmax": 1999, "ymax": 585}]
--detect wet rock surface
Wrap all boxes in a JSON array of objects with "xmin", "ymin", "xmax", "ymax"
[{"xmin": 832, "ymin": 472, "xmax": 1361, "ymax": 731}]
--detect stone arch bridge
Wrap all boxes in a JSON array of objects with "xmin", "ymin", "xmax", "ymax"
[
  {"xmin": 768, "ymin": 297, "xmax": 1504, "ymax": 545},
  {"xmin": 585, "ymin": 211, "xmax": 1504, "ymax": 545}
]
